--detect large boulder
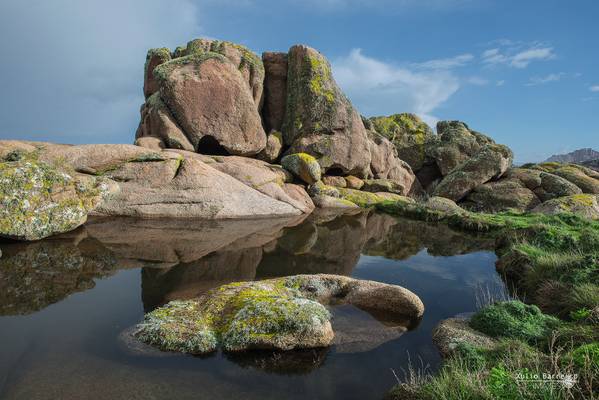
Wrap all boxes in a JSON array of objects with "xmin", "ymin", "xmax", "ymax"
[
  {"xmin": 532, "ymin": 194, "xmax": 599, "ymax": 219},
  {"xmin": 462, "ymin": 167, "xmax": 583, "ymax": 212},
  {"xmin": 434, "ymin": 143, "xmax": 513, "ymax": 201},
  {"xmin": 282, "ymin": 45, "xmax": 371, "ymax": 177},
  {"xmin": 134, "ymin": 274, "xmax": 424, "ymax": 354},
  {"xmin": 155, "ymin": 53, "xmax": 266, "ymax": 156},
  {"xmin": 367, "ymin": 131, "xmax": 416, "ymax": 194},
  {"xmin": 262, "ymin": 52, "xmax": 288, "ymax": 132},
  {"xmin": 530, "ymin": 163, "xmax": 599, "ymax": 194},
  {"xmin": 0, "ymin": 154, "xmax": 107, "ymax": 240},
  {"xmin": 428, "ymin": 121, "xmax": 495, "ymax": 176},
  {"xmin": 368, "ymin": 113, "xmax": 434, "ymax": 171},
  {"xmin": 137, "ymin": 38, "xmax": 267, "ymax": 156}
]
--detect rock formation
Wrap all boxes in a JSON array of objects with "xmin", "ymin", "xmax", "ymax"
[{"xmin": 545, "ymin": 147, "xmax": 599, "ymax": 164}]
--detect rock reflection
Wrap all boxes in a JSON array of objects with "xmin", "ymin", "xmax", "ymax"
[{"xmin": 0, "ymin": 210, "xmax": 494, "ymax": 316}]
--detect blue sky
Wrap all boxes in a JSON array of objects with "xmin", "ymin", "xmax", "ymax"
[{"xmin": 0, "ymin": 0, "xmax": 597, "ymax": 162}]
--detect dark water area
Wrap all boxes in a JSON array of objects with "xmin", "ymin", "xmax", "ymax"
[{"xmin": 0, "ymin": 210, "xmax": 507, "ymax": 400}]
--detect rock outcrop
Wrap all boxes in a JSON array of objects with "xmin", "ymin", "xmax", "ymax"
[
  {"xmin": 0, "ymin": 141, "xmax": 313, "ymax": 222},
  {"xmin": 136, "ymin": 39, "xmax": 266, "ymax": 156},
  {"xmin": 282, "ymin": 45, "xmax": 372, "ymax": 177},
  {"xmin": 134, "ymin": 274, "xmax": 424, "ymax": 354},
  {"xmin": 532, "ymin": 194, "xmax": 599, "ymax": 219}
]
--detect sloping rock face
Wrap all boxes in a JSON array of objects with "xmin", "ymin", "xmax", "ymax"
[
  {"xmin": 282, "ymin": 45, "xmax": 372, "ymax": 177},
  {"xmin": 0, "ymin": 141, "xmax": 313, "ymax": 221},
  {"xmin": 136, "ymin": 39, "xmax": 266, "ymax": 156},
  {"xmin": 134, "ymin": 274, "xmax": 424, "ymax": 354},
  {"xmin": 0, "ymin": 152, "xmax": 108, "ymax": 240}
]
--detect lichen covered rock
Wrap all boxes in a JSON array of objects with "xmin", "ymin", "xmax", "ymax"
[
  {"xmin": 0, "ymin": 155, "xmax": 107, "ymax": 240},
  {"xmin": 281, "ymin": 153, "xmax": 322, "ymax": 184},
  {"xmin": 368, "ymin": 113, "xmax": 434, "ymax": 171},
  {"xmin": 531, "ymin": 163, "xmax": 599, "ymax": 194},
  {"xmin": 361, "ymin": 178, "xmax": 405, "ymax": 195},
  {"xmin": 134, "ymin": 274, "xmax": 424, "ymax": 354},
  {"xmin": 532, "ymin": 194, "xmax": 599, "ymax": 219},
  {"xmin": 434, "ymin": 143, "xmax": 513, "ymax": 201},
  {"xmin": 256, "ymin": 130, "xmax": 283, "ymax": 163},
  {"xmin": 282, "ymin": 45, "xmax": 371, "ymax": 177}
]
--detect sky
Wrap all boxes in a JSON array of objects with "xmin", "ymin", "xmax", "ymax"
[{"xmin": 0, "ymin": 0, "xmax": 597, "ymax": 163}]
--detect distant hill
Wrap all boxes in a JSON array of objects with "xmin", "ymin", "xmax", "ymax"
[{"xmin": 545, "ymin": 148, "xmax": 599, "ymax": 163}]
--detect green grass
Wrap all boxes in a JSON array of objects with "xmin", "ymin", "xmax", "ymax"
[{"xmin": 379, "ymin": 199, "xmax": 599, "ymax": 399}]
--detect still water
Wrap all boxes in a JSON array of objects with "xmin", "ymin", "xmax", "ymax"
[{"xmin": 0, "ymin": 210, "xmax": 505, "ymax": 400}]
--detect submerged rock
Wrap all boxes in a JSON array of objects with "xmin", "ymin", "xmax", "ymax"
[
  {"xmin": 134, "ymin": 274, "xmax": 424, "ymax": 354},
  {"xmin": 0, "ymin": 155, "xmax": 107, "ymax": 240}
]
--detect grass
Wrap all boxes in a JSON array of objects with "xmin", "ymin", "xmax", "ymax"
[{"xmin": 378, "ymin": 199, "xmax": 599, "ymax": 399}]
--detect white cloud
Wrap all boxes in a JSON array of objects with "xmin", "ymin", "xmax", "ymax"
[
  {"xmin": 526, "ymin": 73, "xmax": 564, "ymax": 86},
  {"xmin": 481, "ymin": 44, "xmax": 555, "ymax": 68},
  {"xmin": 496, "ymin": 80, "xmax": 506, "ymax": 86},
  {"xmin": 590, "ymin": 85, "xmax": 599, "ymax": 92},
  {"xmin": 332, "ymin": 48, "xmax": 460, "ymax": 125},
  {"xmin": 413, "ymin": 53, "xmax": 474, "ymax": 69},
  {"xmin": 466, "ymin": 76, "xmax": 489, "ymax": 86}
]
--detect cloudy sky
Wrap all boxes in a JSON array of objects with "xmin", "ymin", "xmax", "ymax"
[{"xmin": 0, "ymin": 0, "xmax": 597, "ymax": 162}]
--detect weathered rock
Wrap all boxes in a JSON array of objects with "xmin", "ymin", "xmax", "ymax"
[
  {"xmin": 155, "ymin": 53, "xmax": 266, "ymax": 156},
  {"xmin": 462, "ymin": 167, "xmax": 583, "ymax": 212},
  {"xmin": 322, "ymin": 175, "xmax": 347, "ymax": 188},
  {"xmin": 135, "ymin": 93, "xmax": 194, "ymax": 151},
  {"xmin": 362, "ymin": 178, "xmax": 405, "ymax": 195},
  {"xmin": 369, "ymin": 113, "xmax": 434, "ymax": 171},
  {"xmin": 282, "ymin": 45, "xmax": 371, "ymax": 176},
  {"xmin": 428, "ymin": 121, "xmax": 495, "ymax": 176},
  {"xmin": 434, "ymin": 143, "xmax": 513, "ymax": 201},
  {"xmin": 196, "ymin": 154, "xmax": 314, "ymax": 214},
  {"xmin": 344, "ymin": 175, "xmax": 364, "ymax": 190},
  {"xmin": 134, "ymin": 136, "xmax": 164, "ymax": 151},
  {"xmin": 432, "ymin": 315, "xmax": 496, "ymax": 358},
  {"xmin": 311, "ymin": 195, "xmax": 358, "ymax": 209},
  {"xmin": 256, "ymin": 130, "xmax": 283, "ymax": 163},
  {"xmin": 262, "ymin": 52, "xmax": 288, "ymax": 132},
  {"xmin": 0, "ymin": 156, "xmax": 107, "ymax": 240},
  {"xmin": 281, "ymin": 153, "xmax": 322, "ymax": 184},
  {"xmin": 532, "ymin": 194, "xmax": 599, "ymax": 219},
  {"xmin": 531, "ymin": 163, "xmax": 599, "ymax": 194},
  {"xmin": 424, "ymin": 196, "xmax": 465, "ymax": 215},
  {"xmin": 464, "ymin": 179, "xmax": 541, "ymax": 212},
  {"xmin": 143, "ymin": 48, "xmax": 171, "ymax": 99},
  {"xmin": 134, "ymin": 274, "xmax": 423, "ymax": 354},
  {"xmin": 367, "ymin": 130, "xmax": 416, "ymax": 193}
]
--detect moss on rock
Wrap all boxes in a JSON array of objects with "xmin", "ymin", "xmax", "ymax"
[
  {"xmin": 0, "ymin": 155, "xmax": 107, "ymax": 240},
  {"xmin": 281, "ymin": 152, "xmax": 322, "ymax": 184}
]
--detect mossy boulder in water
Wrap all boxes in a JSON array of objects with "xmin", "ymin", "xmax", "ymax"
[
  {"xmin": 281, "ymin": 153, "xmax": 322, "ymax": 184},
  {"xmin": 134, "ymin": 274, "xmax": 424, "ymax": 354},
  {"xmin": 0, "ymin": 155, "xmax": 107, "ymax": 240}
]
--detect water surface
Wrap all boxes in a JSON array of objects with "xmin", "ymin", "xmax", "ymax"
[{"xmin": 0, "ymin": 210, "xmax": 506, "ymax": 400}]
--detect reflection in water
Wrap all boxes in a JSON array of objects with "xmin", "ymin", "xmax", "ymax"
[{"xmin": 0, "ymin": 210, "xmax": 503, "ymax": 400}]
